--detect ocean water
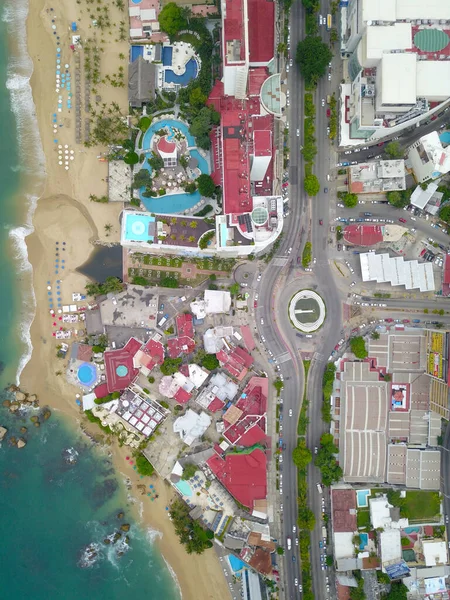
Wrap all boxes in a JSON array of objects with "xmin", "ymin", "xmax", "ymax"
[{"xmin": 0, "ymin": 1, "xmax": 179, "ymax": 597}]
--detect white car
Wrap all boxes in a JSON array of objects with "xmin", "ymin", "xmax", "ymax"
[
  {"xmin": 287, "ymin": 98, "xmax": 290, "ymax": 106},
  {"xmin": 286, "ymin": 64, "xmax": 289, "ymax": 73},
  {"xmin": 327, "ymin": 126, "xmax": 330, "ymax": 136},
  {"xmin": 287, "ymin": 90, "xmax": 290, "ymax": 97},
  {"xmin": 289, "ymin": 408, "xmax": 293, "ymax": 417},
  {"xmin": 257, "ymin": 273, "xmax": 262, "ymax": 281},
  {"xmin": 288, "ymin": 247, "xmax": 292, "ymax": 254},
  {"xmin": 328, "ymin": 73, "xmax": 331, "ymax": 81},
  {"xmin": 260, "ymin": 318, "xmax": 264, "ymax": 325},
  {"xmin": 295, "ymin": 538, "xmax": 299, "ymax": 546},
  {"xmin": 296, "ymin": 128, "xmax": 300, "ymax": 137},
  {"xmin": 279, "ymin": 454, "xmax": 283, "ymax": 463},
  {"xmin": 321, "ymin": 98, "xmax": 325, "ymax": 107},
  {"xmin": 290, "ymin": 59, "xmax": 293, "ymax": 66},
  {"xmin": 313, "ymin": 257, "xmax": 317, "ymax": 264},
  {"xmin": 280, "ymin": 503, "xmax": 283, "ymax": 512},
  {"xmin": 294, "ymin": 578, "xmax": 299, "ymax": 586},
  {"xmin": 293, "ymin": 525, "xmax": 297, "ymax": 533}
]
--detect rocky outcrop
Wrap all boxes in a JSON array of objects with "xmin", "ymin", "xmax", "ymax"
[
  {"xmin": 20, "ymin": 426, "xmax": 27, "ymax": 434},
  {"xmin": 117, "ymin": 511, "xmax": 124, "ymax": 520},
  {"xmin": 42, "ymin": 407, "xmax": 51, "ymax": 421},
  {"xmin": 112, "ymin": 532, "xmax": 122, "ymax": 544},
  {"xmin": 2, "ymin": 400, "xmax": 10, "ymax": 408},
  {"xmin": 9, "ymin": 436, "xmax": 17, "ymax": 446},
  {"xmin": 120, "ymin": 523, "xmax": 130, "ymax": 532},
  {"xmin": 34, "ymin": 421, "xmax": 40, "ymax": 428},
  {"xmin": 103, "ymin": 538, "xmax": 111, "ymax": 545},
  {"xmin": 30, "ymin": 416, "xmax": 39, "ymax": 423},
  {"xmin": 15, "ymin": 391, "xmax": 26, "ymax": 402},
  {"xmin": 0, "ymin": 426, "xmax": 7, "ymax": 441},
  {"xmin": 9, "ymin": 402, "xmax": 20, "ymax": 412},
  {"xmin": 17, "ymin": 438, "xmax": 26, "ymax": 449}
]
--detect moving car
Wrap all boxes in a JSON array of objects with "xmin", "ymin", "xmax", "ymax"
[
  {"xmin": 399, "ymin": 218, "xmax": 407, "ymax": 223},
  {"xmin": 321, "ymin": 98, "xmax": 325, "ymax": 106},
  {"xmin": 296, "ymin": 128, "xmax": 300, "ymax": 137},
  {"xmin": 324, "ymin": 187, "xmax": 328, "ymax": 193},
  {"xmin": 319, "ymin": 219, "xmax": 323, "ymax": 225}
]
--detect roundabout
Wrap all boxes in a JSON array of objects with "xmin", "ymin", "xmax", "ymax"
[{"xmin": 288, "ymin": 289, "xmax": 326, "ymax": 333}]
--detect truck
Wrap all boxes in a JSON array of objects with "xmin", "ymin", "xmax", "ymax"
[
  {"xmin": 326, "ymin": 14, "xmax": 332, "ymax": 30},
  {"xmin": 317, "ymin": 483, "xmax": 323, "ymax": 493},
  {"xmin": 287, "ymin": 537, "xmax": 292, "ymax": 551},
  {"xmin": 157, "ymin": 313, "xmax": 170, "ymax": 328},
  {"xmin": 322, "ymin": 526, "xmax": 327, "ymax": 540}
]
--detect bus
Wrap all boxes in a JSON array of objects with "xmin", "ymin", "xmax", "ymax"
[{"xmin": 326, "ymin": 14, "xmax": 332, "ymax": 31}]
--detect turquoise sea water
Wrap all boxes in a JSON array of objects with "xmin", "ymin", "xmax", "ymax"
[{"xmin": 0, "ymin": 1, "xmax": 179, "ymax": 597}]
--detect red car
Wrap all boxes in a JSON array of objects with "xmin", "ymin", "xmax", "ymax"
[
  {"xmin": 399, "ymin": 218, "xmax": 407, "ymax": 223},
  {"xmin": 385, "ymin": 318, "xmax": 394, "ymax": 322},
  {"xmin": 319, "ymin": 219, "xmax": 323, "ymax": 225},
  {"xmin": 326, "ymin": 109, "xmax": 331, "ymax": 117},
  {"xmin": 254, "ymin": 301, "xmax": 258, "ymax": 308},
  {"xmin": 402, "ymin": 319, "xmax": 410, "ymax": 323}
]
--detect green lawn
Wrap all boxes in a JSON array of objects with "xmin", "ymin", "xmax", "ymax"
[
  {"xmin": 403, "ymin": 491, "xmax": 440, "ymax": 521},
  {"xmin": 357, "ymin": 510, "xmax": 371, "ymax": 529},
  {"xmin": 128, "ymin": 267, "xmax": 208, "ymax": 288}
]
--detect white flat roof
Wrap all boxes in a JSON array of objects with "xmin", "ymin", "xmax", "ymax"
[
  {"xmin": 380, "ymin": 530, "xmax": 402, "ymax": 564},
  {"xmin": 130, "ymin": 28, "xmax": 143, "ymax": 38},
  {"xmin": 360, "ymin": 252, "xmax": 435, "ymax": 292},
  {"xmin": 362, "ymin": 0, "xmax": 396, "ymax": 22},
  {"xmin": 396, "ymin": 0, "xmax": 450, "ymax": 20},
  {"xmin": 416, "ymin": 62, "xmax": 450, "ymax": 101},
  {"xmin": 423, "ymin": 540, "xmax": 448, "ymax": 567},
  {"xmin": 141, "ymin": 8, "xmax": 156, "ymax": 21},
  {"xmin": 380, "ymin": 53, "xmax": 416, "ymax": 106},
  {"xmin": 410, "ymin": 182, "xmax": 439, "ymax": 210},
  {"xmin": 365, "ymin": 24, "xmax": 412, "ymax": 60}
]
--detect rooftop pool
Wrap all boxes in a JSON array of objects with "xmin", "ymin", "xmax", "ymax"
[{"xmin": 124, "ymin": 213, "xmax": 155, "ymax": 242}]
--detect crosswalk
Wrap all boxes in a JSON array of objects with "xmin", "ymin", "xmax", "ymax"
[
  {"xmin": 276, "ymin": 351, "xmax": 291, "ymax": 364},
  {"xmin": 271, "ymin": 257, "xmax": 289, "ymax": 267}
]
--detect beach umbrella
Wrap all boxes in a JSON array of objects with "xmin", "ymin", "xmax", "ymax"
[
  {"xmin": 70, "ymin": 150, "xmax": 74, "ymax": 154},
  {"xmin": 64, "ymin": 144, "xmax": 68, "ymax": 148},
  {"xmin": 58, "ymin": 144, "xmax": 62, "ymax": 149},
  {"xmin": 65, "ymin": 166, "xmax": 69, "ymax": 170},
  {"xmin": 70, "ymin": 156, "xmax": 74, "ymax": 161},
  {"xmin": 58, "ymin": 161, "xmax": 63, "ymax": 165}
]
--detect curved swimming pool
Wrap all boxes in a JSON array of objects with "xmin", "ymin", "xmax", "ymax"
[{"xmin": 77, "ymin": 362, "xmax": 97, "ymax": 386}]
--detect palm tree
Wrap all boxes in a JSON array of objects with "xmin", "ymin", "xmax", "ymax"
[
  {"xmin": 119, "ymin": 53, "xmax": 125, "ymax": 60},
  {"xmin": 189, "ymin": 221, "xmax": 197, "ymax": 229},
  {"xmin": 104, "ymin": 224, "xmax": 113, "ymax": 234},
  {"xmin": 188, "ymin": 236, "xmax": 195, "ymax": 243}
]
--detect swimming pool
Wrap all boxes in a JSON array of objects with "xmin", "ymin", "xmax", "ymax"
[
  {"xmin": 141, "ymin": 118, "xmax": 197, "ymax": 150},
  {"xmin": 77, "ymin": 362, "xmax": 97, "ymax": 386},
  {"xmin": 131, "ymin": 46, "xmax": 144, "ymax": 62},
  {"xmin": 357, "ymin": 489, "xmax": 370, "ymax": 508},
  {"xmin": 440, "ymin": 131, "xmax": 450, "ymax": 145},
  {"xmin": 162, "ymin": 46, "xmax": 172, "ymax": 66},
  {"xmin": 164, "ymin": 58, "xmax": 198, "ymax": 85},
  {"xmin": 404, "ymin": 526, "xmax": 420, "ymax": 534},
  {"xmin": 131, "ymin": 0, "xmax": 142, "ymax": 4},
  {"xmin": 141, "ymin": 190, "xmax": 202, "ymax": 214},
  {"xmin": 228, "ymin": 555, "xmax": 245, "ymax": 573},
  {"xmin": 124, "ymin": 213, "xmax": 155, "ymax": 242},
  {"xmin": 175, "ymin": 480, "xmax": 193, "ymax": 497},
  {"xmin": 359, "ymin": 533, "xmax": 368, "ymax": 550}
]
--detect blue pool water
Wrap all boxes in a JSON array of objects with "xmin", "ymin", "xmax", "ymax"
[
  {"xmin": 359, "ymin": 533, "xmax": 368, "ymax": 550},
  {"xmin": 404, "ymin": 527, "xmax": 420, "ymax": 534},
  {"xmin": 220, "ymin": 223, "xmax": 228, "ymax": 247},
  {"xmin": 165, "ymin": 59, "xmax": 198, "ymax": 85},
  {"xmin": 162, "ymin": 46, "xmax": 172, "ymax": 66},
  {"xmin": 124, "ymin": 213, "xmax": 155, "ymax": 242},
  {"xmin": 139, "ymin": 119, "xmax": 210, "ymax": 213},
  {"xmin": 131, "ymin": 46, "xmax": 144, "ymax": 62},
  {"xmin": 229, "ymin": 555, "xmax": 246, "ymax": 573},
  {"xmin": 357, "ymin": 489, "xmax": 370, "ymax": 507},
  {"xmin": 175, "ymin": 481, "xmax": 193, "ymax": 497},
  {"xmin": 440, "ymin": 131, "xmax": 450, "ymax": 145},
  {"xmin": 77, "ymin": 363, "xmax": 97, "ymax": 386},
  {"xmin": 131, "ymin": 0, "xmax": 142, "ymax": 3}
]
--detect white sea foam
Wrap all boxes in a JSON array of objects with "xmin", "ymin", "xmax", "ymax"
[
  {"xmin": 2, "ymin": 0, "xmax": 46, "ymax": 384},
  {"xmin": 162, "ymin": 555, "xmax": 183, "ymax": 599},
  {"xmin": 145, "ymin": 525, "xmax": 163, "ymax": 544}
]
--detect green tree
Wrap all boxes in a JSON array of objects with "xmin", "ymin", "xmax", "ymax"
[
  {"xmin": 304, "ymin": 173, "xmax": 320, "ymax": 196},
  {"xmin": 274, "ymin": 378, "xmax": 284, "ymax": 395},
  {"xmin": 298, "ymin": 507, "xmax": 316, "ymax": 531},
  {"xmin": 343, "ymin": 192, "xmax": 358, "ymax": 208},
  {"xmin": 276, "ymin": 546, "xmax": 284, "ymax": 555},
  {"xmin": 387, "ymin": 189, "xmax": 411, "ymax": 209},
  {"xmin": 133, "ymin": 168, "xmax": 152, "ymax": 189},
  {"xmin": 315, "ymin": 433, "xmax": 343, "ymax": 486},
  {"xmin": 136, "ymin": 454, "xmax": 155, "ymax": 476},
  {"xmin": 292, "ymin": 440, "xmax": 312, "ymax": 470},
  {"xmin": 148, "ymin": 151, "xmax": 164, "ymax": 171},
  {"xmin": 296, "ymin": 36, "xmax": 333, "ymax": 86},
  {"xmin": 201, "ymin": 354, "xmax": 219, "ymax": 370},
  {"xmin": 371, "ymin": 331, "xmax": 380, "ymax": 340},
  {"xmin": 385, "ymin": 141, "xmax": 404, "ymax": 159},
  {"xmin": 189, "ymin": 86, "xmax": 207, "ymax": 107},
  {"xmin": 383, "ymin": 373, "xmax": 392, "ymax": 382},
  {"xmin": 301, "ymin": 0, "xmax": 319, "ymax": 10},
  {"xmin": 160, "ymin": 357, "xmax": 182, "ymax": 375},
  {"xmin": 124, "ymin": 151, "xmax": 139, "ymax": 165},
  {"xmin": 302, "ymin": 241, "xmax": 312, "ymax": 268},
  {"xmin": 385, "ymin": 582, "xmax": 408, "ymax": 600},
  {"xmin": 229, "ymin": 283, "xmax": 240, "ymax": 296},
  {"xmin": 169, "ymin": 499, "xmax": 214, "ymax": 554},
  {"xmin": 158, "ymin": 2, "xmax": 187, "ymax": 36},
  {"xmin": 189, "ymin": 106, "xmax": 220, "ymax": 150},
  {"xmin": 181, "ymin": 462, "xmax": 198, "ymax": 480},
  {"xmin": 350, "ymin": 336, "xmax": 367, "ymax": 358},
  {"xmin": 376, "ymin": 571, "xmax": 390, "ymax": 584},
  {"xmin": 197, "ymin": 174, "xmax": 216, "ymax": 198},
  {"xmin": 439, "ymin": 205, "xmax": 450, "ymax": 223},
  {"xmin": 160, "ymin": 276, "xmax": 179, "ymax": 288}
]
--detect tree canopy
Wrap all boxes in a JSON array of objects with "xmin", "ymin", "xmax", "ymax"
[
  {"xmin": 197, "ymin": 174, "xmax": 216, "ymax": 198},
  {"xmin": 385, "ymin": 141, "xmax": 404, "ymax": 159},
  {"xmin": 158, "ymin": 3, "xmax": 187, "ymax": 36},
  {"xmin": 292, "ymin": 440, "xmax": 312, "ymax": 471},
  {"xmin": 304, "ymin": 173, "xmax": 320, "ymax": 196},
  {"xmin": 386, "ymin": 189, "xmax": 411, "ymax": 209},
  {"xmin": 350, "ymin": 336, "xmax": 368, "ymax": 358},
  {"xmin": 181, "ymin": 463, "xmax": 198, "ymax": 480},
  {"xmin": 342, "ymin": 192, "xmax": 358, "ymax": 208},
  {"xmin": 85, "ymin": 276, "xmax": 123, "ymax": 297},
  {"xmin": 169, "ymin": 499, "xmax": 214, "ymax": 554},
  {"xmin": 189, "ymin": 107, "xmax": 220, "ymax": 150},
  {"xmin": 201, "ymin": 354, "xmax": 219, "ymax": 371},
  {"xmin": 296, "ymin": 36, "xmax": 333, "ymax": 86},
  {"xmin": 385, "ymin": 582, "xmax": 408, "ymax": 600},
  {"xmin": 315, "ymin": 433, "xmax": 343, "ymax": 486},
  {"xmin": 160, "ymin": 357, "xmax": 182, "ymax": 376},
  {"xmin": 135, "ymin": 454, "xmax": 155, "ymax": 476},
  {"xmin": 133, "ymin": 168, "xmax": 152, "ymax": 189},
  {"xmin": 439, "ymin": 205, "xmax": 450, "ymax": 223}
]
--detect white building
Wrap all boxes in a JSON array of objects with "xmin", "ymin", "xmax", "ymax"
[
  {"xmin": 348, "ymin": 159, "xmax": 405, "ymax": 194},
  {"xmin": 369, "ymin": 495, "xmax": 408, "ymax": 530},
  {"xmin": 342, "ymin": 0, "xmax": 450, "ymax": 143},
  {"xmin": 410, "ymin": 182, "xmax": 439, "ymax": 211},
  {"xmin": 408, "ymin": 131, "xmax": 450, "ymax": 183},
  {"xmin": 380, "ymin": 530, "xmax": 402, "ymax": 566},
  {"xmin": 359, "ymin": 252, "xmax": 435, "ymax": 292},
  {"xmin": 423, "ymin": 540, "xmax": 448, "ymax": 567},
  {"xmin": 190, "ymin": 290, "xmax": 232, "ymax": 320},
  {"xmin": 173, "ymin": 409, "xmax": 212, "ymax": 445}
]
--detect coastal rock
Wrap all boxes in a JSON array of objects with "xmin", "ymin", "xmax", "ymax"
[
  {"xmin": 125, "ymin": 536, "xmax": 130, "ymax": 544},
  {"xmin": 30, "ymin": 416, "xmax": 39, "ymax": 423},
  {"xmin": 120, "ymin": 523, "xmax": 130, "ymax": 533},
  {"xmin": 78, "ymin": 543, "xmax": 100, "ymax": 569},
  {"xmin": 0, "ymin": 426, "xmax": 7, "ymax": 441},
  {"xmin": 7, "ymin": 385, "xmax": 19, "ymax": 393},
  {"xmin": 42, "ymin": 408, "xmax": 52, "ymax": 421},
  {"xmin": 117, "ymin": 511, "xmax": 124, "ymax": 520},
  {"xmin": 2, "ymin": 400, "xmax": 11, "ymax": 408},
  {"xmin": 34, "ymin": 421, "xmax": 40, "ymax": 428},
  {"xmin": 17, "ymin": 438, "xmax": 26, "ymax": 449},
  {"xmin": 112, "ymin": 532, "xmax": 122, "ymax": 544},
  {"xmin": 15, "ymin": 391, "xmax": 26, "ymax": 402},
  {"xmin": 20, "ymin": 426, "xmax": 28, "ymax": 434},
  {"xmin": 9, "ymin": 436, "xmax": 17, "ymax": 446},
  {"xmin": 103, "ymin": 538, "xmax": 111, "ymax": 545},
  {"xmin": 9, "ymin": 402, "xmax": 20, "ymax": 412},
  {"xmin": 28, "ymin": 394, "xmax": 38, "ymax": 403},
  {"xmin": 62, "ymin": 447, "xmax": 79, "ymax": 464},
  {"xmin": 117, "ymin": 551, "xmax": 124, "ymax": 558}
]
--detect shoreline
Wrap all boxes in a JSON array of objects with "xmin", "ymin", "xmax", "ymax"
[{"xmin": 12, "ymin": 0, "xmax": 230, "ymax": 598}]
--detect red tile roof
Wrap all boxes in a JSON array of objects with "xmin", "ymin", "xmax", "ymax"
[
  {"xmin": 208, "ymin": 397, "xmax": 225, "ymax": 412},
  {"xmin": 217, "ymin": 345, "xmax": 254, "ymax": 380},
  {"xmin": 104, "ymin": 342, "xmax": 141, "ymax": 393},
  {"xmin": 174, "ymin": 387, "xmax": 191, "ymax": 404},
  {"xmin": 444, "ymin": 254, "xmax": 450, "ymax": 285},
  {"xmin": 224, "ymin": 377, "xmax": 268, "ymax": 445},
  {"xmin": 248, "ymin": 68, "xmax": 268, "ymax": 96},
  {"xmin": 343, "ymin": 224, "xmax": 383, "ymax": 247},
  {"xmin": 94, "ymin": 382, "xmax": 109, "ymax": 399},
  {"xmin": 176, "ymin": 313, "xmax": 194, "ymax": 338},
  {"xmin": 238, "ymin": 423, "xmax": 266, "ymax": 446},
  {"xmin": 223, "ymin": 0, "xmax": 246, "ymax": 65},
  {"xmin": 157, "ymin": 136, "xmax": 176, "ymax": 154},
  {"xmin": 167, "ymin": 336, "xmax": 196, "ymax": 359},
  {"xmin": 332, "ymin": 489, "xmax": 357, "ymax": 533},
  {"xmin": 253, "ymin": 130, "xmax": 272, "ymax": 157},
  {"xmin": 206, "ymin": 448, "xmax": 267, "ymax": 510},
  {"xmin": 247, "ymin": 0, "xmax": 274, "ymax": 65},
  {"xmin": 240, "ymin": 325, "xmax": 256, "ymax": 351}
]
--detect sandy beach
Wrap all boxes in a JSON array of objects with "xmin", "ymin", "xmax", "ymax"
[{"xmin": 21, "ymin": 0, "xmax": 230, "ymax": 598}]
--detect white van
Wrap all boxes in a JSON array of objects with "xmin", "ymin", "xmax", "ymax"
[{"xmin": 317, "ymin": 483, "xmax": 323, "ymax": 494}]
